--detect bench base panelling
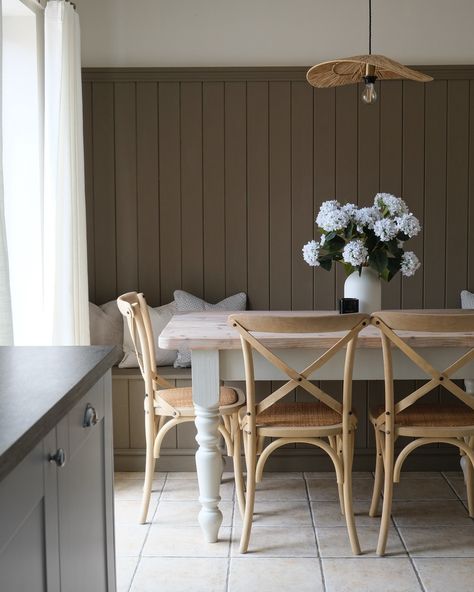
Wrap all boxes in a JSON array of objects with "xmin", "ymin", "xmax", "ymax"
[{"xmin": 112, "ymin": 368, "xmax": 462, "ymax": 472}]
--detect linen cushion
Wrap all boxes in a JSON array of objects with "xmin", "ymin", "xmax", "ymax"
[
  {"xmin": 461, "ymin": 290, "xmax": 474, "ymax": 393},
  {"xmin": 119, "ymin": 301, "xmax": 178, "ymax": 368},
  {"xmin": 173, "ymin": 290, "xmax": 247, "ymax": 368},
  {"xmin": 461, "ymin": 290, "xmax": 474, "ymax": 309},
  {"xmin": 89, "ymin": 301, "xmax": 123, "ymax": 347}
]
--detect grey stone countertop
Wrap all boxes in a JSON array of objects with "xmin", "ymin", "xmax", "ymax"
[{"xmin": 0, "ymin": 345, "xmax": 121, "ymax": 481}]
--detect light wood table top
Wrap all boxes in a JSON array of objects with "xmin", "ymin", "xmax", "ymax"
[{"xmin": 159, "ymin": 311, "xmax": 474, "ymax": 351}]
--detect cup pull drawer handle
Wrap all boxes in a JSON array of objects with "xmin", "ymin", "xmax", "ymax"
[
  {"xmin": 49, "ymin": 448, "xmax": 66, "ymax": 468},
  {"xmin": 83, "ymin": 403, "xmax": 98, "ymax": 428}
]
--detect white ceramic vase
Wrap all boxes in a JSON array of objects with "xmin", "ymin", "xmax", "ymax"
[{"xmin": 344, "ymin": 267, "xmax": 382, "ymax": 314}]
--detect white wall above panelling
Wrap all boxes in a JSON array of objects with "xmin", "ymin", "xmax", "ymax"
[{"xmin": 76, "ymin": 0, "xmax": 474, "ymax": 67}]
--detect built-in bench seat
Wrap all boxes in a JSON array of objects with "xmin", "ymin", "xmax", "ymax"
[{"xmin": 112, "ymin": 366, "xmax": 192, "ymax": 380}]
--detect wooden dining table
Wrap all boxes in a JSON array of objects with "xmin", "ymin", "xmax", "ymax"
[{"xmin": 158, "ymin": 310, "xmax": 474, "ymax": 544}]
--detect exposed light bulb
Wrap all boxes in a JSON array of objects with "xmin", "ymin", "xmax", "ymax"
[{"xmin": 362, "ymin": 75, "xmax": 377, "ymax": 104}]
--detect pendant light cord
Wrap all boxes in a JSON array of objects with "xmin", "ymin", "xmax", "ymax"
[{"xmin": 368, "ymin": 0, "xmax": 372, "ymax": 55}]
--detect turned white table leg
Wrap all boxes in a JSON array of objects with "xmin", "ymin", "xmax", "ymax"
[{"xmin": 192, "ymin": 349, "xmax": 223, "ymax": 543}]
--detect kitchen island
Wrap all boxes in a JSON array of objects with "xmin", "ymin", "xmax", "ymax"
[{"xmin": 0, "ymin": 346, "xmax": 121, "ymax": 592}]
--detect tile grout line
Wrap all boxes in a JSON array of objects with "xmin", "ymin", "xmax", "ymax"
[
  {"xmin": 441, "ymin": 470, "xmax": 469, "ymax": 511},
  {"xmin": 390, "ymin": 511, "xmax": 427, "ymax": 592},
  {"xmin": 116, "ymin": 471, "xmax": 474, "ymax": 591},
  {"xmin": 304, "ymin": 472, "xmax": 328, "ymax": 592},
  {"xmin": 225, "ymin": 477, "xmax": 237, "ymax": 592},
  {"xmin": 125, "ymin": 471, "xmax": 169, "ymax": 592}
]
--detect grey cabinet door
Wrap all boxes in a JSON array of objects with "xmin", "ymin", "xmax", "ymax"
[
  {"xmin": 0, "ymin": 431, "xmax": 60, "ymax": 592},
  {"xmin": 56, "ymin": 373, "xmax": 116, "ymax": 592}
]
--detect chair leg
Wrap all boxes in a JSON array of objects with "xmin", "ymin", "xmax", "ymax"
[
  {"xmin": 465, "ymin": 438, "xmax": 474, "ymax": 517},
  {"xmin": 376, "ymin": 430, "xmax": 395, "ymax": 556},
  {"xmin": 240, "ymin": 430, "xmax": 257, "ymax": 554},
  {"xmin": 337, "ymin": 483, "xmax": 345, "ymax": 516},
  {"xmin": 369, "ymin": 427, "xmax": 384, "ymax": 517},
  {"xmin": 140, "ymin": 416, "xmax": 157, "ymax": 524},
  {"xmin": 232, "ymin": 413, "xmax": 245, "ymax": 518},
  {"xmin": 335, "ymin": 435, "xmax": 345, "ymax": 514},
  {"xmin": 342, "ymin": 429, "xmax": 361, "ymax": 555}
]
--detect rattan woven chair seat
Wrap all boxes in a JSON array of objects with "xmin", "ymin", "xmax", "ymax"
[
  {"xmin": 155, "ymin": 386, "xmax": 239, "ymax": 408},
  {"xmin": 256, "ymin": 401, "xmax": 343, "ymax": 428},
  {"xmin": 371, "ymin": 403, "xmax": 474, "ymax": 427}
]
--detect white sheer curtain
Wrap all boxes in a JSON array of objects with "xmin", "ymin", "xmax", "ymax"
[
  {"xmin": 44, "ymin": 0, "xmax": 89, "ymax": 345},
  {"xmin": 0, "ymin": 0, "xmax": 14, "ymax": 346}
]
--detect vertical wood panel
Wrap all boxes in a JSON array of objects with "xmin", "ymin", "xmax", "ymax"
[
  {"xmin": 92, "ymin": 83, "xmax": 116, "ymax": 303},
  {"xmin": 82, "ymin": 82, "xmax": 95, "ymax": 302},
  {"xmin": 358, "ymin": 82, "xmax": 380, "ymax": 205},
  {"xmin": 112, "ymin": 380, "xmax": 130, "ymax": 449},
  {"xmin": 136, "ymin": 82, "xmax": 160, "ymax": 305},
  {"xmin": 181, "ymin": 83, "xmax": 204, "ymax": 297},
  {"xmin": 314, "ymin": 88, "xmax": 336, "ymax": 310},
  {"xmin": 129, "ymin": 380, "xmax": 146, "ymax": 449},
  {"xmin": 424, "ymin": 81, "xmax": 447, "ymax": 308},
  {"xmin": 470, "ymin": 82, "xmax": 474, "ymax": 291},
  {"xmin": 225, "ymin": 82, "xmax": 247, "ymax": 296},
  {"xmin": 115, "ymin": 82, "xmax": 138, "ymax": 295},
  {"xmin": 380, "ymin": 81, "xmax": 403, "ymax": 309},
  {"xmin": 446, "ymin": 80, "xmax": 469, "ymax": 307},
  {"xmin": 158, "ymin": 83, "xmax": 182, "ymax": 303},
  {"xmin": 291, "ymin": 82, "xmax": 314, "ymax": 310},
  {"xmin": 335, "ymin": 85, "xmax": 358, "ymax": 300},
  {"xmin": 247, "ymin": 81, "xmax": 270, "ymax": 310},
  {"xmin": 269, "ymin": 81, "xmax": 292, "ymax": 309},
  {"xmin": 203, "ymin": 82, "xmax": 226, "ymax": 302},
  {"xmin": 402, "ymin": 82, "xmax": 425, "ymax": 308}
]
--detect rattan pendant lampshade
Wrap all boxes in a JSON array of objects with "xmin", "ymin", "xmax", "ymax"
[{"xmin": 306, "ymin": 1, "xmax": 433, "ymax": 103}]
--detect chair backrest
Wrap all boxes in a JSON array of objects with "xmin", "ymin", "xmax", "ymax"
[
  {"xmin": 117, "ymin": 292, "xmax": 175, "ymax": 415},
  {"xmin": 371, "ymin": 310, "xmax": 474, "ymax": 420},
  {"xmin": 228, "ymin": 313, "xmax": 370, "ymax": 419}
]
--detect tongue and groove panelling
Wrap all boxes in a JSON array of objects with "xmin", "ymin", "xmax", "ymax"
[{"xmin": 83, "ymin": 66, "xmax": 474, "ymax": 312}]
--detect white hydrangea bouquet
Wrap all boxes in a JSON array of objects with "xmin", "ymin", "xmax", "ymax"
[{"xmin": 302, "ymin": 193, "xmax": 421, "ymax": 281}]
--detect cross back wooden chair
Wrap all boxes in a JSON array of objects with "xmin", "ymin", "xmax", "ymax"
[
  {"xmin": 369, "ymin": 310, "xmax": 474, "ymax": 556},
  {"xmin": 117, "ymin": 292, "xmax": 245, "ymax": 523},
  {"xmin": 228, "ymin": 312, "xmax": 370, "ymax": 554}
]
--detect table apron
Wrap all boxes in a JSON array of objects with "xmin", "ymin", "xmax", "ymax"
[{"xmin": 217, "ymin": 348, "xmax": 474, "ymax": 382}]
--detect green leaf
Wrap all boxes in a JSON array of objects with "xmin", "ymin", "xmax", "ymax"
[
  {"xmin": 344, "ymin": 222, "xmax": 355, "ymax": 239},
  {"xmin": 398, "ymin": 232, "xmax": 409, "ymax": 242},
  {"xmin": 343, "ymin": 263, "xmax": 355, "ymax": 276},
  {"xmin": 319, "ymin": 258, "xmax": 333, "ymax": 271},
  {"xmin": 386, "ymin": 254, "xmax": 402, "ymax": 282},
  {"xmin": 364, "ymin": 229, "xmax": 378, "ymax": 253},
  {"xmin": 368, "ymin": 249, "xmax": 388, "ymax": 276},
  {"xmin": 326, "ymin": 234, "xmax": 346, "ymax": 252}
]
